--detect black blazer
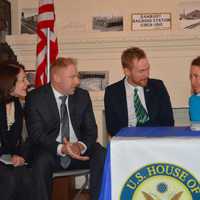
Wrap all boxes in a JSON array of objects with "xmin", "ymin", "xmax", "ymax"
[
  {"xmin": 104, "ymin": 78, "xmax": 174, "ymax": 136},
  {"xmin": 25, "ymin": 84, "xmax": 97, "ymax": 156},
  {"xmin": 0, "ymin": 98, "xmax": 23, "ymax": 156}
]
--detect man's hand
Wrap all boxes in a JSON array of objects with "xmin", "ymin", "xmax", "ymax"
[
  {"xmin": 11, "ymin": 155, "xmax": 25, "ymax": 167},
  {"xmin": 61, "ymin": 138, "xmax": 89, "ymax": 161}
]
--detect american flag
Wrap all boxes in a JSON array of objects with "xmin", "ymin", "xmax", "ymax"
[{"xmin": 35, "ymin": 0, "xmax": 58, "ymax": 88}]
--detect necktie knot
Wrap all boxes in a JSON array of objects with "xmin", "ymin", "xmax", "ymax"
[
  {"xmin": 59, "ymin": 95, "xmax": 67, "ymax": 104},
  {"xmin": 134, "ymin": 88, "xmax": 138, "ymax": 95}
]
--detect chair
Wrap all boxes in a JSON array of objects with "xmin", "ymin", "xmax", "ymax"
[{"xmin": 53, "ymin": 169, "xmax": 90, "ymax": 200}]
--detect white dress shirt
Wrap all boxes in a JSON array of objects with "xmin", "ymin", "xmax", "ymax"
[
  {"xmin": 124, "ymin": 78, "xmax": 148, "ymax": 127},
  {"xmin": 51, "ymin": 86, "xmax": 87, "ymax": 156}
]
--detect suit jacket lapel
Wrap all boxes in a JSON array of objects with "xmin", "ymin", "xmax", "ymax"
[
  {"xmin": 45, "ymin": 84, "xmax": 60, "ymax": 122},
  {"xmin": 119, "ymin": 80, "xmax": 128, "ymax": 126},
  {"xmin": 68, "ymin": 94, "xmax": 78, "ymax": 135},
  {"xmin": 144, "ymin": 82, "xmax": 155, "ymax": 120},
  {"xmin": 0, "ymin": 102, "xmax": 7, "ymax": 131},
  {"xmin": 68, "ymin": 95, "xmax": 75, "ymax": 120}
]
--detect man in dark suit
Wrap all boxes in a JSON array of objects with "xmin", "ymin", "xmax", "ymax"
[
  {"xmin": 25, "ymin": 57, "xmax": 105, "ymax": 200},
  {"xmin": 104, "ymin": 47, "xmax": 174, "ymax": 136}
]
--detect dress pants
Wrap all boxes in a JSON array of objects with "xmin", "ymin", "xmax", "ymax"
[
  {"xmin": 0, "ymin": 162, "xmax": 33, "ymax": 200},
  {"xmin": 31, "ymin": 143, "xmax": 106, "ymax": 200}
]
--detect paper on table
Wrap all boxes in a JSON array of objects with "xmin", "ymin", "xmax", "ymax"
[
  {"xmin": 0, "ymin": 154, "xmax": 13, "ymax": 165},
  {"xmin": 0, "ymin": 154, "xmax": 28, "ymax": 166}
]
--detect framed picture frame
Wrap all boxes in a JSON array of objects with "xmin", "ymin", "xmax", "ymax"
[
  {"xmin": 21, "ymin": 8, "xmax": 37, "ymax": 34},
  {"xmin": 79, "ymin": 71, "xmax": 109, "ymax": 91},
  {"xmin": 0, "ymin": 0, "xmax": 11, "ymax": 41},
  {"xmin": 179, "ymin": 1, "xmax": 200, "ymax": 30},
  {"xmin": 92, "ymin": 16, "xmax": 123, "ymax": 32},
  {"xmin": 25, "ymin": 70, "xmax": 36, "ymax": 90},
  {"xmin": 131, "ymin": 13, "xmax": 171, "ymax": 31}
]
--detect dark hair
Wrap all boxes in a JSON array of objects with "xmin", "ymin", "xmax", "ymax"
[
  {"xmin": 0, "ymin": 63, "xmax": 22, "ymax": 102},
  {"xmin": 191, "ymin": 56, "xmax": 200, "ymax": 67},
  {"xmin": 0, "ymin": 60, "xmax": 25, "ymax": 70},
  {"xmin": 121, "ymin": 47, "xmax": 146, "ymax": 69},
  {"xmin": 51, "ymin": 57, "xmax": 77, "ymax": 72}
]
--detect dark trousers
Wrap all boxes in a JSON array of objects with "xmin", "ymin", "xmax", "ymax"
[
  {"xmin": 0, "ymin": 162, "xmax": 32, "ymax": 200},
  {"xmin": 32, "ymin": 143, "xmax": 105, "ymax": 200}
]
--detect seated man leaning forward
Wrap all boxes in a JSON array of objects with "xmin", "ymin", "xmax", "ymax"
[
  {"xmin": 25, "ymin": 57, "xmax": 105, "ymax": 200},
  {"xmin": 104, "ymin": 47, "xmax": 174, "ymax": 136}
]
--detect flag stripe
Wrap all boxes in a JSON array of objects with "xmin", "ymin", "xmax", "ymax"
[
  {"xmin": 39, "ymin": 0, "xmax": 54, "ymax": 7},
  {"xmin": 39, "ymin": 4, "xmax": 54, "ymax": 14},
  {"xmin": 38, "ymin": 12, "xmax": 54, "ymax": 23},
  {"xmin": 35, "ymin": 0, "xmax": 58, "ymax": 88}
]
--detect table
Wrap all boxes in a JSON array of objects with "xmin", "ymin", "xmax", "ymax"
[{"xmin": 99, "ymin": 127, "xmax": 200, "ymax": 200}]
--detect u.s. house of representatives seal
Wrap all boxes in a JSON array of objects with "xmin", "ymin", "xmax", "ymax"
[{"xmin": 120, "ymin": 163, "xmax": 200, "ymax": 200}]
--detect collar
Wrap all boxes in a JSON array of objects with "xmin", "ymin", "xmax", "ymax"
[
  {"xmin": 124, "ymin": 77, "xmax": 143, "ymax": 91},
  {"xmin": 51, "ymin": 85, "xmax": 68, "ymax": 100}
]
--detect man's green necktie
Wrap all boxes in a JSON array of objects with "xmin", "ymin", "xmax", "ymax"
[{"xmin": 134, "ymin": 88, "xmax": 149, "ymax": 125}]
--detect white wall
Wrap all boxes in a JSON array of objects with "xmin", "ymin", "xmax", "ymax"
[
  {"xmin": 13, "ymin": 0, "xmax": 199, "ymax": 33},
  {"xmin": 7, "ymin": 0, "xmax": 200, "ymax": 108}
]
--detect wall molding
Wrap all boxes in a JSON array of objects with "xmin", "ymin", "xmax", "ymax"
[{"xmin": 6, "ymin": 31, "xmax": 200, "ymax": 67}]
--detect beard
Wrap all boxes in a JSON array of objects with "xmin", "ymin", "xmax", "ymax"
[
  {"xmin": 129, "ymin": 78, "xmax": 148, "ymax": 87},
  {"xmin": 138, "ymin": 78, "xmax": 148, "ymax": 87}
]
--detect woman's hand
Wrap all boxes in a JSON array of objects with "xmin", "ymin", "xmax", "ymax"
[{"xmin": 11, "ymin": 155, "xmax": 25, "ymax": 167}]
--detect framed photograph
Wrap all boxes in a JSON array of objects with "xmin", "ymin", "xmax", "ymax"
[
  {"xmin": 25, "ymin": 70, "xmax": 36, "ymax": 90},
  {"xmin": 92, "ymin": 16, "xmax": 123, "ymax": 32},
  {"xmin": 21, "ymin": 8, "xmax": 37, "ymax": 34},
  {"xmin": 131, "ymin": 13, "xmax": 171, "ymax": 31},
  {"xmin": 0, "ymin": 0, "xmax": 11, "ymax": 41},
  {"xmin": 79, "ymin": 71, "xmax": 109, "ymax": 91},
  {"xmin": 179, "ymin": 1, "xmax": 200, "ymax": 30}
]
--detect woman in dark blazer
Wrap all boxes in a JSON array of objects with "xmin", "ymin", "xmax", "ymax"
[{"xmin": 0, "ymin": 63, "xmax": 30, "ymax": 200}]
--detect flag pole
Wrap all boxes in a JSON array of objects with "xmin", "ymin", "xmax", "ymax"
[{"xmin": 47, "ymin": 27, "xmax": 50, "ymax": 82}]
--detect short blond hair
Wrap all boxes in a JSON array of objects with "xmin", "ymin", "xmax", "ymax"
[
  {"xmin": 51, "ymin": 57, "xmax": 77, "ymax": 73},
  {"xmin": 121, "ymin": 47, "xmax": 146, "ymax": 69}
]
